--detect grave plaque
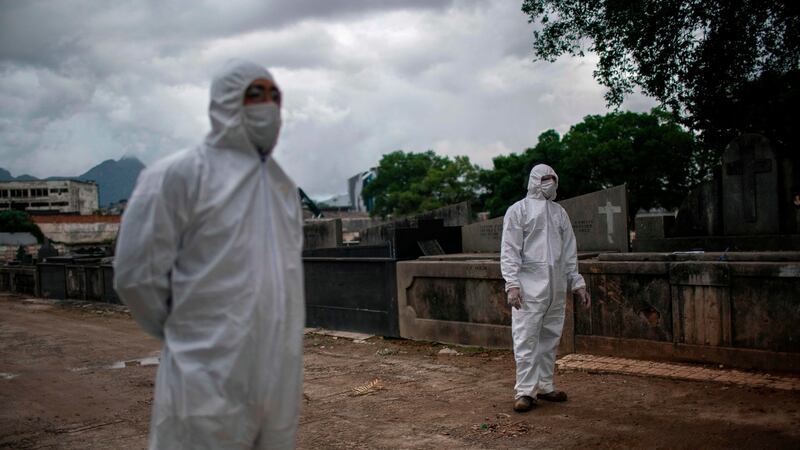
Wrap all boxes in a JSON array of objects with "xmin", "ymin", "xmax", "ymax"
[
  {"xmin": 722, "ymin": 134, "xmax": 779, "ymax": 235},
  {"xmin": 461, "ymin": 217, "xmax": 504, "ymax": 253},
  {"xmin": 558, "ymin": 184, "xmax": 629, "ymax": 253}
]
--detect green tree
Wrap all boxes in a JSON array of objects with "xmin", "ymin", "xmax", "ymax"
[
  {"xmin": 0, "ymin": 210, "xmax": 45, "ymax": 243},
  {"xmin": 480, "ymin": 109, "xmax": 700, "ymax": 222},
  {"xmin": 479, "ymin": 129, "xmax": 564, "ymax": 218},
  {"xmin": 559, "ymin": 109, "xmax": 700, "ymax": 223},
  {"xmin": 362, "ymin": 150, "xmax": 481, "ymax": 218},
  {"xmin": 521, "ymin": 0, "xmax": 800, "ymax": 166}
]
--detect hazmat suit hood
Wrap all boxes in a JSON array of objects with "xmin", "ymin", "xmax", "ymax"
[
  {"xmin": 205, "ymin": 59, "xmax": 281, "ymax": 155},
  {"xmin": 527, "ymin": 164, "xmax": 559, "ymax": 200}
]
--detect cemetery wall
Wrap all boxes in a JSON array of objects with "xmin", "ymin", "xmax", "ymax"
[
  {"xmin": 0, "ymin": 244, "xmax": 39, "ymax": 263},
  {"xmin": 0, "ymin": 266, "xmax": 38, "ymax": 296},
  {"xmin": 394, "ymin": 255, "xmax": 799, "ymax": 372},
  {"xmin": 34, "ymin": 215, "xmax": 120, "ymax": 245},
  {"xmin": 396, "ymin": 260, "xmax": 575, "ymax": 356},
  {"xmin": 304, "ymin": 256, "xmax": 399, "ymax": 337}
]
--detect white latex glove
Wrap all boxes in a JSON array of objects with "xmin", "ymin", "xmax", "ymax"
[
  {"xmin": 507, "ymin": 287, "xmax": 522, "ymax": 310},
  {"xmin": 574, "ymin": 287, "xmax": 591, "ymax": 309}
]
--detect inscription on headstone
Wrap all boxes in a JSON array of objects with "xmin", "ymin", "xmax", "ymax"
[
  {"xmin": 461, "ymin": 216, "xmax": 504, "ymax": 253},
  {"xmin": 722, "ymin": 134, "xmax": 779, "ymax": 235},
  {"xmin": 571, "ymin": 219, "xmax": 593, "ymax": 234}
]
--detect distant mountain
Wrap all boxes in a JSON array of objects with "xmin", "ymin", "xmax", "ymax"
[
  {"xmin": 77, "ymin": 157, "xmax": 145, "ymax": 206},
  {"xmin": 0, "ymin": 157, "xmax": 145, "ymax": 207}
]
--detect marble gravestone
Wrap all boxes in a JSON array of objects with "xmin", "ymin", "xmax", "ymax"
[{"xmin": 722, "ymin": 134, "xmax": 779, "ymax": 235}]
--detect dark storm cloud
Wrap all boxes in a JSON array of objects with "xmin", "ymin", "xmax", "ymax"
[{"xmin": 0, "ymin": 0, "xmax": 654, "ymax": 196}]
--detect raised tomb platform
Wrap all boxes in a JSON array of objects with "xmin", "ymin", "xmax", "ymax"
[
  {"xmin": 396, "ymin": 251, "xmax": 799, "ymax": 372},
  {"xmin": 575, "ymin": 252, "xmax": 800, "ymax": 372}
]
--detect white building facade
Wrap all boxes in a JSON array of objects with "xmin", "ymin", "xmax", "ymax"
[{"xmin": 0, "ymin": 180, "xmax": 99, "ymax": 215}]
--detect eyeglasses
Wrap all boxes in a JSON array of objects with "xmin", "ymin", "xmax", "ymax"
[{"xmin": 244, "ymin": 85, "xmax": 282, "ymax": 105}]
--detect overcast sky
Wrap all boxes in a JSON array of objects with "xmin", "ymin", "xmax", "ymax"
[{"xmin": 0, "ymin": 0, "xmax": 654, "ymax": 199}]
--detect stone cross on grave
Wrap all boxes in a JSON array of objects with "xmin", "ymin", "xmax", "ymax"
[
  {"xmin": 722, "ymin": 134, "xmax": 778, "ymax": 235},
  {"xmin": 725, "ymin": 148, "xmax": 772, "ymax": 223},
  {"xmin": 597, "ymin": 201, "xmax": 621, "ymax": 244}
]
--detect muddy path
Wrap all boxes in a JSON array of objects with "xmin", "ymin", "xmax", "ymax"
[{"xmin": 1, "ymin": 294, "xmax": 798, "ymax": 449}]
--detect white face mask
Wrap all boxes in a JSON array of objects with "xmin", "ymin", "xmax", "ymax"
[
  {"xmin": 540, "ymin": 179, "xmax": 557, "ymax": 199},
  {"xmin": 243, "ymin": 103, "xmax": 281, "ymax": 155}
]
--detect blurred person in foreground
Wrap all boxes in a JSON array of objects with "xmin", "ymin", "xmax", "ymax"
[
  {"xmin": 500, "ymin": 164, "xmax": 591, "ymax": 413},
  {"xmin": 115, "ymin": 59, "xmax": 305, "ymax": 449}
]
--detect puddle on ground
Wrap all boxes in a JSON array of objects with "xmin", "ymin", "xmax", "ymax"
[{"xmin": 0, "ymin": 372, "xmax": 19, "ymax": 380}]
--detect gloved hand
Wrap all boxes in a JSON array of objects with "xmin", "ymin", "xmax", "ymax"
[
  {"xmin": 507, "ymin": 287, "xmax": 522, "ymax": 310},
  {"xmin": 574, "ymin": 287, "xmax": 591, "ymax": 309}
]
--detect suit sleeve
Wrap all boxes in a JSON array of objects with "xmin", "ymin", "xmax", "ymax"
[
  {"xmin": 561, "ymin": 209, "xmax": 586, "ymax": 292},
  {"xmin": 500, "ymin": 204, "xmax": 523, "ymax": 292},
  {"xmin": 113, "ymin": 165, "xmax": 191, "ymax": 339}
]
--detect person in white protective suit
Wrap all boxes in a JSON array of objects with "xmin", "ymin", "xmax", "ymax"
[
  {"xmin": 500, "ymin": 164, "xmax": 591, "ymax": 413},
  {"xmin": 114, "ymin": 59, "xmax": 305, "ymax": 449}
]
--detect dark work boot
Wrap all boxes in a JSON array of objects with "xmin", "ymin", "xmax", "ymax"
[
  {"xmin": 513, "ymin": 395, "xmax": 536, "ymax": 412},
  {"xmin": 536, "ymin": 390, "xmax": 568, "ymax": 402}
]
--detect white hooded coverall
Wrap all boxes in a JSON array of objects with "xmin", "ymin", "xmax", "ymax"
[
  {"xmin": 114, "ymin": 60, "xmax": 305, "ymax": 449},
  {"xmin": 500, "ymin": 164, "xmax": 585, "ymax": 399}
]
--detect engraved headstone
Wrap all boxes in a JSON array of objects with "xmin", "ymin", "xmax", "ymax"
[
  {"xmin": 461, "ymin": 217, "xmax": 504, "ymax": 253},
  {"xmin": 722, "ymin": 134, "xmax": 779, "ymax": 235},
  {"xmin": 558, "ymin": 184, "xmax": 629, "ymax": 253}
]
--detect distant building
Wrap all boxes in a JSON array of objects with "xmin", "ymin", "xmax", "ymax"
[
  {"xmin": 319, "ymin": 193, "xmax": 353, "ymax": 211},
  {"xmin": 311, "ymin": 168, "xmax": 378, "ymax": 214},
  {"xmin": 0, "ymin": 180, "xmax": 99, "ymax": 215},
  {"xmin": 348, "ymin": 168, "xmax": 377, "ymax": 213}
]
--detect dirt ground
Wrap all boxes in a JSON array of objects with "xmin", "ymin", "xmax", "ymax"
[{"xmin": 1, "ymin": 294, "xmax": 799, "ymax": 449}]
